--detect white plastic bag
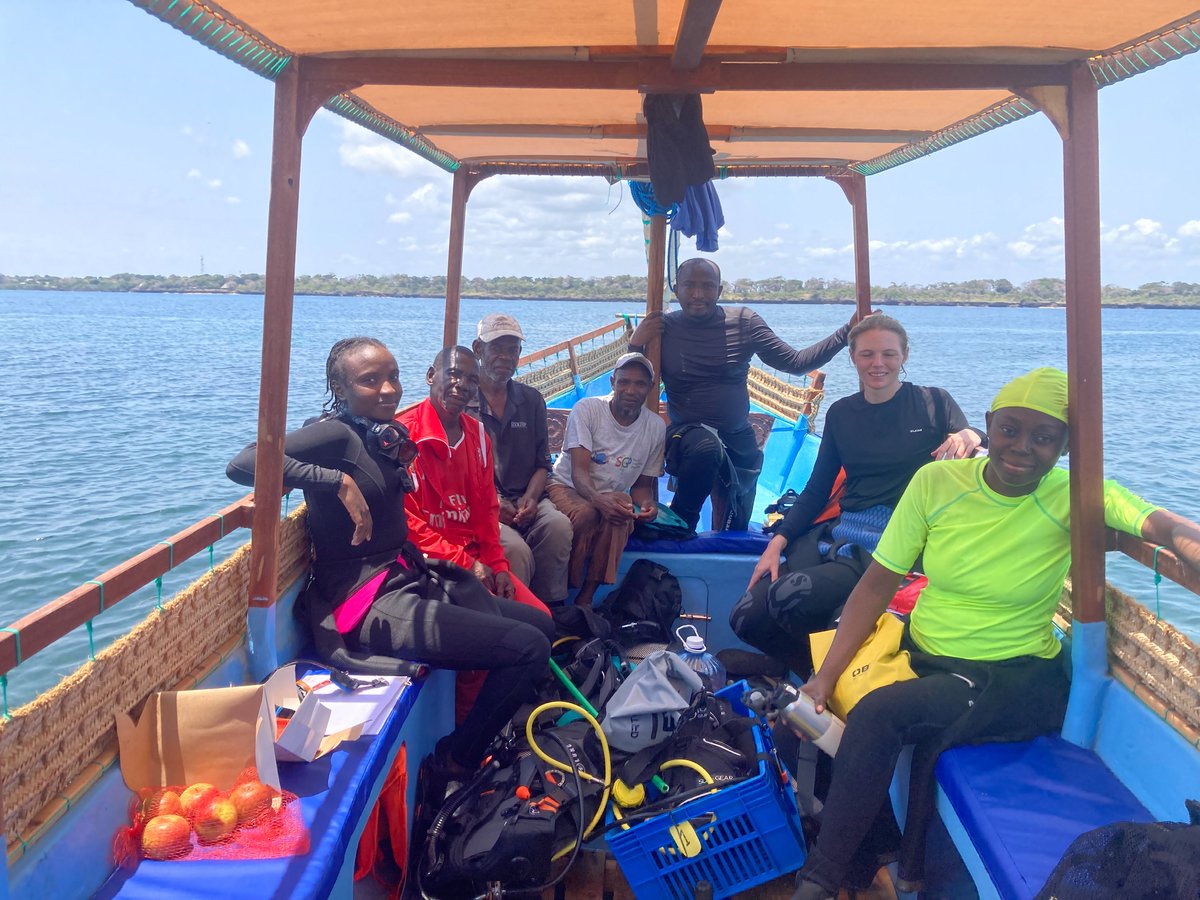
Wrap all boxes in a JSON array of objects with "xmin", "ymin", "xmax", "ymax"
[{"xmin": 601, "ymin": 650, "xmax": 704, "ymax": 752}]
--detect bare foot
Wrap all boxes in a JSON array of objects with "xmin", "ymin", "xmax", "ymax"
[{"xmin": 573, "ymin": 583, "xmax": 598, "ymax": 607}]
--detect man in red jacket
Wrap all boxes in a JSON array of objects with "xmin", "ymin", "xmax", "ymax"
[{"xmin": 397, "ymin": 345, "xmax": 548, "ymax": 614}]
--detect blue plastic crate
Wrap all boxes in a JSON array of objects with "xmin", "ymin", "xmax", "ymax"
[{"xmin": 606, "ymin": 682, "xmax": 807, "ymax": 899}]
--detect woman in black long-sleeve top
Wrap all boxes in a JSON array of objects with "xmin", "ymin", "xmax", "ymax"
[
  {"xmin": 227, "ymin": 337, "xmax": 552, "ymax": 772},
  {"xmin": 730, "ymin": 315, "xmax": 982, "ymax": 676}
]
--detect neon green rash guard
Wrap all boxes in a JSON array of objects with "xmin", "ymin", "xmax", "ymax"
[{"xmin": 873, "ymin": 458, "xmax": 1158, "ymax": 661}]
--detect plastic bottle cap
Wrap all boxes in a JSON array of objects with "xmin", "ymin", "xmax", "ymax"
[
  {"xmin": 683, "ymin": 636, "xmax": 706, "ymax": 653},
  {"xmin": 515, "ymin": 786, "xmax": 531, "ymax": 800}
]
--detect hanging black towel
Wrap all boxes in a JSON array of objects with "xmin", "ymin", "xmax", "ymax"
[{"xmin": 644, "ymin": 93, "xmax": 717, "ymax": 207}]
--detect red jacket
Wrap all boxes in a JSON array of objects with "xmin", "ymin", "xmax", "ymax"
[{"xmin": 397, "ymin": 399, "xmax": 509, "ymax": 574}]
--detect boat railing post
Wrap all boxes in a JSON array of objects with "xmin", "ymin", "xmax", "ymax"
[
  {"xmin": 828, "ymin": 172, "xmax": 872, "ymax": 321},
  {"xmin": 1057, "ymin": 62, "xmax": 1107, "ymax": 746},
  {"xmin": 443, "ymin": 169, "xmax": 489, "ymax": 348},
  {"xmin": 644, "ymin": 212, "xmax": 668, "ymax": 412},
  {"xmin": 247, "ymin": 59, "xmax": 334, "ymax": 678}
]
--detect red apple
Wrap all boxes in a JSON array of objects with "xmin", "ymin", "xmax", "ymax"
[
  {"xmin": 179, "ymin": 782, "xmax": 218, "ymax": 818},
  {"xmin": 140, "ymin": 788, "xmax": 182, "ymax": 819},
  {"xmin": 230, "ymin": 780, "xmax": 278, "ymax": 824},
  {"xmin": 192, "ymin": 796, "xmax": 238, "ymax": 843},
  {"xmin": 141, "ymin": 814, "xmax": 191, "ymax": 860}
]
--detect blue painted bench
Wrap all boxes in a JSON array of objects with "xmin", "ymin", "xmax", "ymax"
[{"xmin": 934, "ymin": 638, "xmax": 1200, "ymax": 900}]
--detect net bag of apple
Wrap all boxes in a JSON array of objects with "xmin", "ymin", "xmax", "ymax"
[{"xmin": 115, "ymin": 767, "xmax": 309, "ymax": 865}]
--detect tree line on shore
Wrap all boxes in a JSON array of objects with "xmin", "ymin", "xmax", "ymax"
[{"xmin": 3, "ymin": 272, "xmax": 1200, "ymax": 308}]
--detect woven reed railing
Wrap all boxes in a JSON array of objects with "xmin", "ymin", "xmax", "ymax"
[
  {"xmin": 516, "ymin": 319, "xmax": 632, "ymax": 402},
  {"xmin": 0, "ymin": 506, "xmax": 311, "ymax": 863},
  {"xmin": 1058, "ymin": 581, "xmax": 1200, "ymax": 748},
  {"xmin": 748, "ymin": 367, "xmax": 825, "ymax": 431}
]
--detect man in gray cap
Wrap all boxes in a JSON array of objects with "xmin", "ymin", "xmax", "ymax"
[
  {"xmin": 547, "ymin": 352, "xmax": 665, "ymax": 606},
  {"xmin": 470, "ymin": 313, "xmax": 573, "ymax": 603}
]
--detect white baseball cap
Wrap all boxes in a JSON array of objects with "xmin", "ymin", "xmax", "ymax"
[
  {"xmin": 476, "ymin": 313, "xmax": 525, "ymax": 342},
  {"xmin": 614, "ymin": 351, "xmax": 655, "ymax": 379}
]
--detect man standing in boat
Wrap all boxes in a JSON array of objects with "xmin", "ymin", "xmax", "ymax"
[
  {"xmin": 548, "ymin": 352, "xmax": 665, "ymax": 607},
  {"xmin": 628, "ymin": 257, "xmax": 868, "ymax": 531},
  {"xmin": 469, "ymin": 313, "xmax": 573, "ymax": 604}
]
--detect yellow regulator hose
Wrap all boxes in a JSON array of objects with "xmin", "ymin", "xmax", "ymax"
[{"xmin": 525, "ymin": 701, "xmax": 612, "ymax": 841}]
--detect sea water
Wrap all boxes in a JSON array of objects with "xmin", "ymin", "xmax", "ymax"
[{"xmin": 0, "ymin": 290, "xmax": 1197, "ymax": 705}]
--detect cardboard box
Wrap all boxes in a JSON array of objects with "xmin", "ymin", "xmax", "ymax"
[{"xmin": 265, "ymin": 665, "xmax": 364, "ymax": 763}]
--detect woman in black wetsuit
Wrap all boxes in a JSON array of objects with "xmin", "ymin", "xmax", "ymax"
[
  {"xmin": 227, "ymin": 337, "xmax": 552, "ymax": 772},
  {"xmin": 730, "ymin": 315, "xmax": 982, "ymax": 676}
]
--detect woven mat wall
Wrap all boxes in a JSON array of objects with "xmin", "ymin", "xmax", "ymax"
[
  {"xmin": 0, "ymin": 507, "xmax": 311, "ymax": 848},
  {"xmin": 748, "ymin": 367, "xmax": 823, "ymax": 430},
  {"xmin": 1059, "ymin": 581, "xmax": 1200, "ymax": 746}
]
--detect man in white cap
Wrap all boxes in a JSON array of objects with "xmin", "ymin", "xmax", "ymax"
[
  {"xmin": 547, "ymin": 352, "xmax": 665, "ymax": 606},
  {"xmin": 470, "ymin": 313, "xmax": 573, "ymax": 603}
]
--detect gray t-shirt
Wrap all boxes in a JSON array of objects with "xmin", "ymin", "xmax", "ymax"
[{"xmin": 550, "ymin": 396, "xmax": 666, "ymax": 494}]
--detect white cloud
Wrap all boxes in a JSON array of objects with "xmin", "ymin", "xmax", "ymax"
[
  {"xmin": 387, "ymin": 211, "xmax": 412, "ymax": 224},
  {"xmin": 207, "ymin": 178, "xmax": 222, "ymax": 189},
  {"xmin": 1007, "ymin": 217, "xmax": 1063, "ymax": 261},
  {"xmin": 225, "ymin": 196, "xmax": 241, "ymax": 205},
  {"xmin": 336, "ymin": 121, "xmax": 446, "ymax": 180},
  {"xmin": 181, "ymin": 125, "xmax": 194, "ymax": 136},
  {"xmin": 232, "ymin": 139, "xmax": 251, "ymax": 158},
  {"xmin": 186, "ymin": 168, "xmax": 201, "ymax": 180},
  {"xmin": 405, "ymin": 183, "xmax": 442, "ymax": 209},
  {"xmin": 1177, "ymin": 220, "xmax": 1200, "ymax": 237},
  {"xmin": 1102, "ymin": 218, "xmax": 1179, "ymax": 254}
]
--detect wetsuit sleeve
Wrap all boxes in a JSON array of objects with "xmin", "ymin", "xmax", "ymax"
[
  {"xmin": 225, "ymin": 419, "xmax": 346, "ymax": 493},
  {"xmin": 747, "ymin": 310, "xmax": 850, "ymax": 375},
  {"xmin": 774, "ymin": 412, "xmax": 844, "ymax": 543}
]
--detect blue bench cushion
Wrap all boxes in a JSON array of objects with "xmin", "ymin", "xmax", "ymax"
[
  {"xmin": 936, "ymin": 735, "xmax": 1155, "ymax": 900},
  {"xmin": 626, "ymin": 528, "xmax": 771, "ymax": 554},
  {"xmin": 96, "ymin": 679, "xmax": 424, "ymax": 899}
]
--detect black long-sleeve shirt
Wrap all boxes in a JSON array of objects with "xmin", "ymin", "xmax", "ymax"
[
  {"xmin": 226, "ymin": 416, "xmax": 410, "ymax": 601},
  {"xmin": 659, "ymin": 306, "xmax": 850, "ymax": 433},
  {"xmin": 775, "ymin": 382, "xmax": 971, "ymax": 544}
]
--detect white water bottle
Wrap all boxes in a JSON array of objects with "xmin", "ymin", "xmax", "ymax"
[
  {"xmin": 781, "ymin": 689, "xmax": 844, "ymax": 757},
  {"xmin": 675, "ymin": 625, "xmax": 727, "ymax": 693}
]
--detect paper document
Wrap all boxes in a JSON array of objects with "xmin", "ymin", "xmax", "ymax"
[{"xmin": 297, "ymin": 673, "xmax": 411, "ymax": 736}]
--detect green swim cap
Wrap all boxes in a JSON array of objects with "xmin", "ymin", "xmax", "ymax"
[{"xmin": 991, "ymin": 367, "xmax": 1068, "ymax": 425}]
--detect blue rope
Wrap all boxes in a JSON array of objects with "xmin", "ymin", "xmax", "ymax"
[{"xmin": 628, "ymin": 181, "xmax": 674, "ymax": 218}]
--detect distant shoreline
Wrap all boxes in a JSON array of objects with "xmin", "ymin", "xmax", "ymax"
[{"xmin": 4, "ymin": 275, "xmax": 1199, "ymax": 310}]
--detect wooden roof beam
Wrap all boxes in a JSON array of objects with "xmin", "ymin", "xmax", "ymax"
[
  {"xmin": 672, "ymin": 0, "xmax": 723, "ymax": 71},
  {"xmin": 419, "ymin": 123, "xmax": 929, "ymax": 142},
  {"xmin": 304, "ymin": 56, "xmax": 1072, "ymax": 93}
]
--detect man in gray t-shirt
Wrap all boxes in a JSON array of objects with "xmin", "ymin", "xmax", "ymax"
[{"xmin": 548, "ymin": 353, "xmax": 666, "ymax": 606}]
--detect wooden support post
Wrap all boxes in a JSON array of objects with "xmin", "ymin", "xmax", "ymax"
[
  {"xmin": 829, "ymin": 173, "xmax": 872, "ymax": 320},
  {"xmin": 247, "ymin": 62, "xmax": 325, "ymax": 608},
  {"xmin": 443, "ymin": 170, "xmax": 490, "ymax": 348},
  {"xmin": 1062, "ymin": 64, "xmax": 1105, "ymax": 623},
  {"xmin": 644, "ymin": 213, "xmax": 668, "ymax": 411}
]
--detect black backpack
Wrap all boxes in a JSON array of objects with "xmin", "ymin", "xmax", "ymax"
[{"xmin": 598, "ymin": 559, "xmax": 683, "ymax": 647}]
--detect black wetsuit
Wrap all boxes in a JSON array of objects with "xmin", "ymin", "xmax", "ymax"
[
  {"xmin": 226, "ymin": 416, "xmax": 552, "ymax": 767},
  {"xmin": 730, "ymin": 383, "xmax": 974, "ymax": 675},
  {"xmin": 657, "ymin": 306, "xmax": 851, "ymax": 529}
]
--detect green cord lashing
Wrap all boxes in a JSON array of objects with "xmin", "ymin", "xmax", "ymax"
[
  {"xmin": 284, "ymin": 491, "xmax": 292, "ymax": 515},
  {"xmin": 86, "ymin": 579, "xmax": 106, "ymax": 612},
  {"xmin": 155, "ymin": 576, "xmax": 164, "ymax": 612},
  {"xmin": 86, "ymin": 619, "xmax": 96, "ymax": 662},
  {"xmin": 208, "ymin": 544, "xmax": 215, "ymax": 572},
  {"xmin": 2, "ymin": 673, "xmax": 10, "ymax": 720},
  {"xmin": 1151, "ymin": 545, "xmax": 1165, "ymax": 622}
]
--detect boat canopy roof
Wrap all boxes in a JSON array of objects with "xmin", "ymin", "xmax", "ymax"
[{"xmin": 137, "ymin": 1, "xmax": 1199, "ymax": 177}]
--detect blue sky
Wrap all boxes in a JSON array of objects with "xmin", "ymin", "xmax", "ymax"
[{"xmin": 2, "ymin": 2, "xmax": 1198, "ymax": 287}]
